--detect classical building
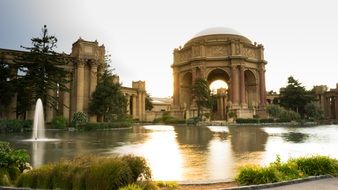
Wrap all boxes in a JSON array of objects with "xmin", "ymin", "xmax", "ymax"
[
  {"xmin": 314, "ymin": 84, "xmax": 338, "ymax": 122},
  {"xmin": 172, "ymin": 27, "xmax": 267, "ymax": 120},
  {"xmin": 0, "ymin": 39, "xmax": 146, "ymax": 122}
]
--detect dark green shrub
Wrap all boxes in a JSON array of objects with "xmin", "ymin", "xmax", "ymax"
[
  {"xmin": 71, "ymin": 112, "xmax": 88, "ymax": 128},
  {"xmin": 236, "ymin": 118, "xmax": 259, "ymax": 123},
  {"xmin": 123, "ymin": 155, "xmax": 151, "ymax": 181},
  {"xmin": 0, "ymin": 119, "xmax": 32, "ymax": 133},
  {"xmin": 0, "ymin": 141, "xmax": 30, "ymax": 172},
  {"xmin": 260, "ymin": 118, "xmax": 275, "ymax": 123},
  {"xmin": 51, "ymin": 116, "xmax": 68, "ymax": 129}
]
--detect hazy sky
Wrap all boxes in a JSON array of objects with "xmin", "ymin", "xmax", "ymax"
[{"xmin": 1, "ymin": 0, "xmax": 337, "ymax": 97}]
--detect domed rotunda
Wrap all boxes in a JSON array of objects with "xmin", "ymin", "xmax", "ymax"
[{"xmin": 171, "ymin": 27, "xmax": 267, "ymax": 120}]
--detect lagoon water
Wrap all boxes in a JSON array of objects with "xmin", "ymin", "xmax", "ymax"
[{"xmin": 1, "ymin": 124, "xmax": 338, "ymax": 181}]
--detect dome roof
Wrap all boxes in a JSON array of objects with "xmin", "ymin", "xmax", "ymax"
[{"xmin": 193, "ymin": 27, "xmax": 242, "ymax": 38}]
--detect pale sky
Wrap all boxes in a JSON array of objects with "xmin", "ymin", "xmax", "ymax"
[{"xmin": 1, "ymin": 0, "xmax": 337, "ymax": 97}]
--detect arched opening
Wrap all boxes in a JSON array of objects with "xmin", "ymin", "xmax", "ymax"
[
  {"xmin": 180, "ymin": 72, "xmax": 192, "ymax": 108},
  {"xmin": 209, "ymin": 80, "xmax": 228, "ymax": 95},
  {"xmin": 207, "ymin": 69, "xmax": 230, "ymax": 120},
  {"xmin": 244, "ymin": 70, "xmax": 258, "ymax": 108}
]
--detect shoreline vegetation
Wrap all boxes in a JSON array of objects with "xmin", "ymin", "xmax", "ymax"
[{"xmin": 1, "ymin": 142, "xmax": 337, "ymax": 190}]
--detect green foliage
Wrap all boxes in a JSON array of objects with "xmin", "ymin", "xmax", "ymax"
[
  {"xmin": 145, "ymin": 93, "xmax": 153, "ymax": 111},
  {"xmin": 119, "ymin": 183, "xmax": 143, "ymax": 190},
  {"xmin": 0, "ymin": 119, "xmax": 32, "ymax": 133},
  {"xmin": 16, "ymin": 155, "xmax": 152, "ymax": 190},
  {"xmin": 0, "ymin": 169, "xmax": 11, "ymax": 186},
  {"xmin": 0, "ymin": 54, "xmax": 16, "ymax": 115},
  {"xmin": 0, "ymin": 141, "xmax": 30, "ymax": 172},
  {"xmin": 156, "ymin": 181, "xmax": 179, "ymax": 189},
  {"xmin": 15, "ymin": 25, "xmax": 70, "ymax": 115},
  {"xmin": 291, "ymin": 155, "xmax": 338, "ymax": 176},
  {"xmin": 279, "ymin": 76, "xmax": 314, "ymax": 117},
  {"xmin": 71, "ymin": 112, "xmax": 88, "ymax": 128},
  {"xmin": 236, "ymin": 118, "xmax": 260, "ymax": 124},
  {"xmin": 228, "ymin": 110, "xmax": 237, "ymax": 119},
  {"xmin": 266, "ymin": 104, "xmax": 300, "ymax": 122},
  {"xmin": 192, "ymin": 78, "xmax": 212, "ymax": 118},
  {"xmin": 304, "ymin": 102, "xmax": 323, "ymax": 120},
  {"xmin": 89, "ymin": 71, "xmax": 127, "ymax": 121},
  {"xmin": 236, "ymin": 155, "xmax": 338, "ymax": 185},
  {"xmin": 153, "ymin": 112, "xmax": 185, "ymax": 124},
  {"xmin": 0, "ymin": 141, "xmax": 30, "ymax": 186},
  {"xmin": 51, "ymin": 116, "xmax": 68, "ymax": 129}
]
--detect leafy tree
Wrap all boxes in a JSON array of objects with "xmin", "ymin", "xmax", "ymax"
[
  {"xmin": 192, "ymin": 78, "xmax": 212, "ymax": 118},
  {"xmin": 89, "ymin": 71, "xmax": 127, "ymax": 122},
  {"xmin": 279, "ymin": 76, "xmax": 314, "ymax": 117},
  {"xmin": 304, "ymin": 102, "xmax": 323, "ymax": 120},
  {"xmin": 71, "ymin": 112, "xmax": 88, "ymax": 127},
  {"xmin": 145, "ymin": 93, "xmax": 153, "ymax": 111},
  {"xmin": 0, "ymin": 54, "xmax": 16, "ymax": 116},
  {"xmin": 15, "ymin": 25, "xmax": 70, "ymax": 115}
]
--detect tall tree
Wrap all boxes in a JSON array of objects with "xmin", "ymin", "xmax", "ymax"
[
  {"xmin": 279, "ymin": 76, "xmax": 314, "ymax": 116},
  {"xmin": 0, "ymin": 54, "xmax": 16, "ymax": 116},
  {"xmin": 15, "ymin": 25, "xmax": 70, "ymax": 114},
  {"xmin": 145, "ymin": 93, "xmax": 153, "ymax": 111},
  {"xmin": 192, "ymin": 78, "xmax": 212, "ymax": 118}
]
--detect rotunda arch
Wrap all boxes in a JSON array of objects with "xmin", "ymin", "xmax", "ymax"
[{"xmin": 245, "ymin": 69, "xmax": 258, "ymax": 108}]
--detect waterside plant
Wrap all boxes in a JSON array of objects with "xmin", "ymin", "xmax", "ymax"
[{"xmin": 236, "ymin": 155, "xmax": 338, "ymax": 185}]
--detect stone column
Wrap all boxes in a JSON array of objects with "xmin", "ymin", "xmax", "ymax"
[
  {"xmin": 220, "ymin": 96, "xmax": 224, "ymax": 120},
  {"xmin": 173, "ymin": 71, "xmax": 180, "ymax": 106},
  {"xmin": 259, "ymin": 67, "xmax": 266, "ymax": 106},
  {"xmin": 76, "ymin": 60, "xmax": 85, "ymax": 112},
  {"xmin": 126, "ymin": 95, "xmax": 130, "ymax": 115},
  {"xmin": 63, "ymin": 78, "xmax": 71, "ymax": 121},
  {"xmin": 89, "ymin": 63, "xmax": 98, "ymax": 123},
  {"xmin": 132, "ymin": 95, "xmax": 137, "ymax": 119},
  {"xmin": 231, "ymin": 65, "xmax": 239, "ymax": 106},
  {"xmin": 240, "ymin": 66, "xmax": 246, "ymax": 107}
]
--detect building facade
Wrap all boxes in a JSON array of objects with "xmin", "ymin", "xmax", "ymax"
[
  {"xmin": 172, "ymin": 27, "xmax": 267, "ymax": 120},
  {"xmin": 314, "ymin": 84, "xmax": 338, "ymax": 122},
  {"xmin": 0, "ymin": 39, "xmax": 146, "ymax": 122}
]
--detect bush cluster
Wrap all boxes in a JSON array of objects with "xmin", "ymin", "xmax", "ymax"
[
  {"xmin": 236, "ymin": 155, "xmax": 338, "ymax": 185},
  {"xmin": 0, "ymin": 141, "xmax": 30, "ymax": 186},
  {"xmin": 16, "ymin": 155, "xmax": 152, "ymax": 190},
  {"xmin": 0, "ymin": 119, "xmax": 32, "ymax": 133},
  {"xmin": 266, "ymin": 104, "xmax": 301, "ymax": 122},
  {"xmin": 51, "ymin": 116, "xmax": 68, "ymax": 129},
  {"xmin": 153, "ymin": 112, "xmax": 185, "ymax": 124},
  {"xmin": 235, "ymin": 118, "xmax": 275, "ymax": 124}
]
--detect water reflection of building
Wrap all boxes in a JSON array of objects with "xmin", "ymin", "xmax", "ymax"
[
  {"xmin": 229, "ymin": 127, "xmax": 268, "ymax": 153},
  {"xmin": 174, "ymin": 126, "xmax": 212, "ymax": 148}
]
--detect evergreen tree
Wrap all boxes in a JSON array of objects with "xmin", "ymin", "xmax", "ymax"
[
  {"xmin": 89, "ymin": 70, "xmax": 127, "ymax": 122},
  {"xmin": 192, "ymin": 78, "xmax": 212, "ymax": 118},
  {"xmin": 15, "ymin": 25, "xmax": 70, "ymax": 114},
  {"xmin": 279, "ymin": 76, "xmax": 314, "ymax": 117},
  {"xmin": 0, "ymin": 54, "xmax": 16, "ymax": 116},
  {"xmin": 145, "ymin": 93, "xmax": 153, "ymax": 111}
]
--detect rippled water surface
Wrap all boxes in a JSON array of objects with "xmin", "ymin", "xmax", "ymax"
[{"xmin": 1, "ymin": 124, "xmax": 338, "ymax": 181}]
